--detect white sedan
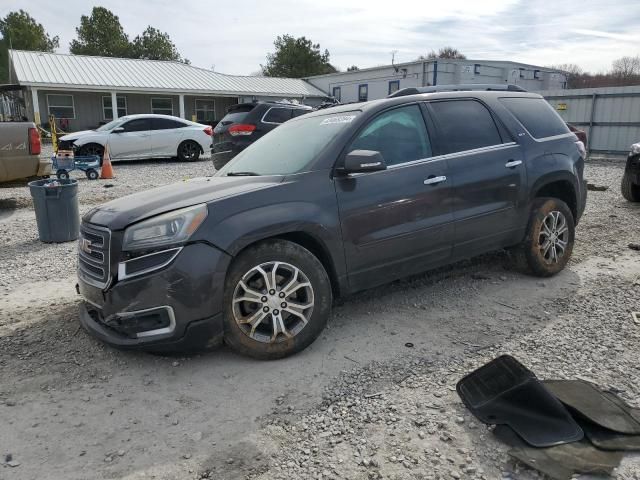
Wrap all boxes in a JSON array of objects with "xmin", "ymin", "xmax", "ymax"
[{"xmin": 59, "ymin": 114, "xmax": 213, "ymax": 162}]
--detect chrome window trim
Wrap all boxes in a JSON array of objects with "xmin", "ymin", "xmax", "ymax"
[
  {"xmin": 344, "ymin": 142, "xmax": 518, "ymax": 177},
  {"xmin": 117, "ymin": 247, "xmax": 183, "ymax": 281},
  {"xmin": 260, "ymin": 106, "xmax": 310, "ymax": 125}
]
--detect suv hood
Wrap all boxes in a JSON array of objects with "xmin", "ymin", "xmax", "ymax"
[{"xmin": 84, "ymin": 176, "xmax": 283, "ymax": 230}]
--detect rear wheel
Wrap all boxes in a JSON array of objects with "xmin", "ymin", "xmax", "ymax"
[
  {"xmin": 178, "ymin": 141, "xmax": 200, "ymax": 162},
  {"xmin": 222, "ymin": 240, "xmax": 332, "ymax": 360},
  {"xmin": 621, "ymin": 172, "xmax": 640, "ymax": 202},
  {"xmin": 511, "ymin": 198, "xmax": 575, "ymax": 277},
  {"xmin": 86, "ymin": 168, "xmax": 99, "ymax": 180},
  {"xmin": 56, "ymin": 169, "xmax": 69, "ymax": 180}
]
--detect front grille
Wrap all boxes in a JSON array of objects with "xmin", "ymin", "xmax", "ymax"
[{"xmin": 78, "ymin": 223, "xmax": 111, "ymax": 289}]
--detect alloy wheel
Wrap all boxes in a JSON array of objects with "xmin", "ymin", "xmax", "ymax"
[
  {"xmin": 181, "ymin": 142, "xmax": 197, "ymax": 160},
  {"xmin": 232, "ymin": 261, "xmax": 314, "ymax": 344},
  {"xmin": 538, "ymin": 210, "xmax": 569, "ymax": 264}
]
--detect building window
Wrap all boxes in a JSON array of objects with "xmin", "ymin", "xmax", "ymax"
[
  {"xmin": 388, "ymin": 81, "xmax": 400, "ymax": 95},
  {"xmin": 534, "ymin": 69, "xmax": 540, "ymax": 80},
  {"xmin": 151, "ymin": 98, "xmax": 173, "ymax": 115},
  {"xmin": 519, "ymin": 68, "xmax": 525, "ymax": 79},
  {"xmin": 195, "ymin": 98, "xmax": 215, "ymax": 122},
  {"xmin": 332, "ymin": 86, "xmax": 341, "ymax": 101},
  {"xmin": 47, "ymin": 94, "xmax": 75, "ymax": 119},
  {"xmin": 102, "ymin": 96, "xmax": 127, "ymax": 119},
  {"xmin": 358, "ymin": 84, "xmax": 368, "ymax": 102},
  {"xmin": 474, "ymin": 64, "xmax": 481, "ymax": 75}
]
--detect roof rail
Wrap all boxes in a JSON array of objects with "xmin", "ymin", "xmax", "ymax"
[{"xmin": 388, "ymin": 83, "xmax": 527, "ymax": 98}]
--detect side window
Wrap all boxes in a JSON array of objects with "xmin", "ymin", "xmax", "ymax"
[
  {"xmin": 291, "ymin": 108, "xmax": 310, "ymax": 118},
  {"xmin": 152, "ymin": 118, "xmax": 186, "ymax": 130},
  {"xmin": 263, "ymin": 107, "xmax": 292, "ymax": 124},
  {"xmin": 499, "ymin": 97, "xmax": 570, "ymax": 139},
  {"xmin": 121, "ymin": 119, "xmax": 150, "ymax": 132},
  {"xmin": 429, "ymin": 100, "xmax": 502, "ymax": 154},
  {"xmin": 348, "ymin": 104, "xmax": 432, "ymax": 166}
]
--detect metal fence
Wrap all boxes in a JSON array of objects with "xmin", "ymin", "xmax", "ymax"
[{"xmin": 536, "ymin": 85, "xmax": 640, "ymax": 157}]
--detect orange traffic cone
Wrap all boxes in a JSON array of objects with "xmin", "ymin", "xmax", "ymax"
[{"xmin": 100, "ymin": 144, "xmax": 114, "ymax": 179}]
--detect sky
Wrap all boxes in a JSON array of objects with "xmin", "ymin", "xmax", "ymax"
[{"xmin": 3, "ymin": 0, "xmax": 640, "ymax": 75}]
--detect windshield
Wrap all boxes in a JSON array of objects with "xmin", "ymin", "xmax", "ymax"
[
  {"xmin": 96, "ymin": 118, "xmax": 127, "ymax": 131},
  {"xmin": 217, "ymin": 111, "xmax": 360, "ymax": 176}
]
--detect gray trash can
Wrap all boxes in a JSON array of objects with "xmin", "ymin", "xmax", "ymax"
[{"xmin": 28, "ymin": 179, "xmax": 80, "ymax": 243}]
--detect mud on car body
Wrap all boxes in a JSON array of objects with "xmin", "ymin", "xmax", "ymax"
[{"xmin": 78, "ymin": 88, "xmax": 587, "ymax": 359}]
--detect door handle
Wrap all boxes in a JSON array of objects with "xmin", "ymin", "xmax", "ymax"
[
  {"xmin": 423, "ymin": 175, "xmax": 446, "ymax": 186},
  {"xmin": 505, "ymin": 160, "xmax": 523, "ymax": 168}
]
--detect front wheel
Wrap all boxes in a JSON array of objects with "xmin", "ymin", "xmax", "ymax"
[
  {"xmin": 511, "ymin": 198, "xmax": 575, "ymax": 277},
  {"xmin": 621, "ymin": 172, "xmax": 640, "ymax": 202},
  {"xmin": 86, "ymin": 168, "xmax": 99, "ymax": 180},
  {"xmin": 222, "ymin": 240, "xmax": 332, "ymax": 360},
  {"xmin": 177, "ymin": 141, "xmax": 200, "ymax": 162},
  {"xmin": 56, "ymin": 169, "xmax": 69, "ymax": 180}
]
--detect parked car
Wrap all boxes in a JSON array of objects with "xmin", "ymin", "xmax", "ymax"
[
  {"xmin": 621, "ymin": 141, "xmax": 640, "ymax": 202},
  {"xmin": 59, "ymin": 114, "xmax": 212, "ymax": 162},
  {"xmin": 77, "ymin": 88, "xmax": 587, "ymax": 359},
  {"xmin": 0, "ymin": 121, "xmax": 50, "ymax": 183},
  {"xmin": 211, "ymin": 101, "xmax": 312, "ymax": 170}
]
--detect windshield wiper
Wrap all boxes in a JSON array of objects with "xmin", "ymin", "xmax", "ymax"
[{"xmin": 226, "ymin": 171, "xmax": 260, "ymax": 176}]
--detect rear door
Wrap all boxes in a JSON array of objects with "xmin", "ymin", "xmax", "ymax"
[
  {"xmin": 335, "ymin": 103, "xmax": 454, "ymax": 291},
  {"xmin": 426, "ymin": 99, "xmax": 526, "ymax": 257},
  {"xmin": 149, "ymin": 118, "xmax": 187, "ymax": 157},
  {"xmin": 108, "ymin": 118, "xmax": 152, "ymax": 160}
]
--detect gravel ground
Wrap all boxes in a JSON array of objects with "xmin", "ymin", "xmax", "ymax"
[{"xmin": 1, "ymin": 158, "xmax": 640, "ymax": 479}]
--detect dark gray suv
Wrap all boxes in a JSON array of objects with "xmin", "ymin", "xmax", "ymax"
[{"xmin": 77, "ymin": 89, "xmax": 587, "ymax": 359}]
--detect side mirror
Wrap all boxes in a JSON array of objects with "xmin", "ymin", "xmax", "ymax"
[
  {"xmin": 343, "ymin": 150, "xmax": 387, "ymax": 174},
  {"xmin": 111, "ymin": 127, "xmax": 125, "ymax": 133}
]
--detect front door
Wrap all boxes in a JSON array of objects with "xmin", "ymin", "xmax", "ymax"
[
  {"xmin": 108, "ymin": 118, "xmax": 152, "ymax": 159},
  {"xmin": 335, "ymin": 104, "xmax": 454, "ymax": 292},
  {"xmin": 426, "ymin": 99, "xmax": 526, "ymax": 257}
]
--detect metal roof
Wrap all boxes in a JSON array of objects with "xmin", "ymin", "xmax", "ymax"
[{"xmin": 9, "ymin": 50, "xmax": 326, "ymax": 98}]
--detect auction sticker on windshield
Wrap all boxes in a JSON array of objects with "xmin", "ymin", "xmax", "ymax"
[{"xmin": 320, "ymin": 115, "xmax": 356, "ymax": 125}]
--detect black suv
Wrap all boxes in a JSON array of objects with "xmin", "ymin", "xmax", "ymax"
[
  {"xmin": 621, "ymin": 141, "xmax": 640, "ymax": 202},
  {"xmin": 211, "ymin": 101, "xmax": 312, "ymax": 169},
  {"xmin": 77, "ymin": 88, "xmax": 587, "ymax": 359}
]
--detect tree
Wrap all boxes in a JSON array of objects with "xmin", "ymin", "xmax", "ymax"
[
  {"xmin": 261, "ymin": 34, "xmax": 337, "ymax": 78},
  {"xmin": 347, "ymin": 65, "xmax": 359, "ymax": 71},
  {"xmin": 611, "ymin": 55, "xmax": 640, "ymax": 79},
  {"xmin": 418, "ymin": 47, "xmax": 466, "ymax": 60},
  {"xmin": 0, "ymin": 10, "xmax": 59, "ymax": 82},
  {"xmin": 131, "ymin": 26, "xmax": 188, "ymax": 63},
  {"xmin": 69, "ymin": 7, "xmax": 130, "ymax": 57}
]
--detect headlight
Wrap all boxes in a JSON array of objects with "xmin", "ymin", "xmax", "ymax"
[
  {"xmin": 122, "ymin": 204, "xmax": 208, "ymax": 251},
  {"xmin": 630, "ymin": 143, "xmax": 640, "ymax": 155}
]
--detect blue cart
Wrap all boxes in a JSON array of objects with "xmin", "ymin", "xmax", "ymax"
[{"xmin": 52, "ymin": 155, "xmax": 101, "ymax": 180}]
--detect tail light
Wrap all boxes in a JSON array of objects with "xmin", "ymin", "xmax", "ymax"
[
  {"xmin": 28, "ymin": 127, "xmax": 41, "ymax": 155},
  {"xmin": 575, "ymin": 140, "xmax": 586, "ymax": 159},
  {"xmin": 228, "ymin": 124, "xmax": 256, "ymax": 136},
  {"xmin": 203, "ymin": 126, "xmax": 213, "ymax": 136}
]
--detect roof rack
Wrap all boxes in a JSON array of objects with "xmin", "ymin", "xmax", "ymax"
[{"xmin": 388, "ymin": 84, "xmax": 527, "ymax": 98}]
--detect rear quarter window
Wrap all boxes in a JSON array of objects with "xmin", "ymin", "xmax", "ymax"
[
  {"xmin": 499, "ymin": 97, "xmax": 570, "ymax": 139},
  {"xmin": 263, "ymin": 107, "xmax": 293, "ymax": 124}
]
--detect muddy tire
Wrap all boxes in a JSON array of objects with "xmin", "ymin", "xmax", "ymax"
[
  {"xmin": 222, "ymin": 239, "xmax": 332, "ymax": 360},
  {"xmin": 511, "ymin": 198, "xmax": 575, "ymax": 277},
  {"xmin": 621, "ymin": 172, "xmax": 640, "ymax": 202},
  {"xmin": 76, "ymin": 143, "xmax": 104, "ymax": 164}
]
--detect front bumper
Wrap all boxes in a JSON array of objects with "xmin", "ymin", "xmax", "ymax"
[{"xmin": 78, "ymin": 242, "xmax": 231, "ymax": 351}]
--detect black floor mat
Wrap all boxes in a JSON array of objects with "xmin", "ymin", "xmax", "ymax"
[
  {"xmin": 456, "ymin": 355, "xmax": 583, "ymax": 447},
  {"xmin": 543, "ymin": 380, "xmax": 640, "ymax": 434},
  {"xmin": 494, "ymin": 425, "xmax": 624, "ymax": 480}
]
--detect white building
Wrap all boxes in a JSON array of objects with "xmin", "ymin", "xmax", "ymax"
[{"xmin": 305, "ymin": 59, "xmax": 567, "ymax": 103}]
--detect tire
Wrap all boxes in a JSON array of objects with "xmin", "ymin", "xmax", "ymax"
[
  {"xmin": 86, "ymin": 168, "xmax": 99, "ymax": 180},
  {"xmin": 76, "ymin": 143, "xmax": 104, "ymax": 164},
  {"xmin": 222, "ymin": 239, "xmax": 332, "ymax": 360},
  {"xmin": 56, "ymin": 169, "xmax": 69, "ymax": 180},
  {"xmin": 511, "ymin": 197, "xmax": 575, "ymax": 277},
  {"xmin": 621, "ymin": 172, "xmax": 640, "ymax": 202},
  {"xmin": 178, "ymin": 141, "xmax": 201, "ymax": 162}
]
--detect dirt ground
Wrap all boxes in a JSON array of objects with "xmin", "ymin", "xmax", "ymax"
[{"xmin": 1, "ymin": 159, "xmax": 639, "ymax": 480}]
